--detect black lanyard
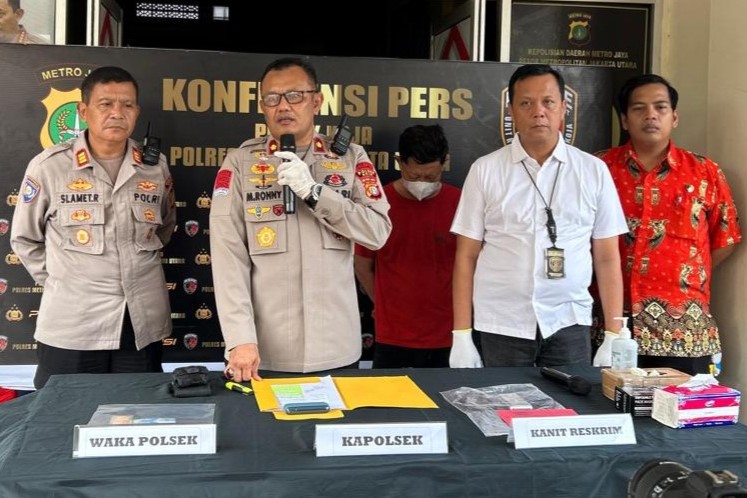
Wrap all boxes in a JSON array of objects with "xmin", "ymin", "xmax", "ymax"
[{"xmin": 521, "ymin": 160, "xmax": 561, "ymax": 248}]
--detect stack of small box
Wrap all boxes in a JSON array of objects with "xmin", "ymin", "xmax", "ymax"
[
  {"xmin": 614, "ymin": 385, "xmax": 655, "ymax": 417},
  {"xmin": 651, "ymin": 384, "xmax": 741, "ymax": 428},
  {"xmin": 602, "ymin": 367, "xmax": 692, "ymax": 417}
]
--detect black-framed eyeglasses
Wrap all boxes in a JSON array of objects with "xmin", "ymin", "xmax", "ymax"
[{"xmin": 260, "ymin": 90, "xmax": 318, "ymax": 107}]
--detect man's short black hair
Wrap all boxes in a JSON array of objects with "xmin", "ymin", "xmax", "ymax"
[
  {"xmin": 617, "ymin": 74, "xmax": 679, "ymax": 114},
  {"xmin": 80, "ymin": 66, "xmax": 139, "ymax": 104},
  {"xmin": 508, "ymin": 64, "xmax": 565, "ymax": 103},
  {"xmin": 260, "ymin": 57, "xmax": 318, "ymax": 89},
  {"xmin": 8, "ymin": 0, "xmax": 21, "ymax": 11},
  {"xmin": 398, "ymin": 124, "xmax": 449, "ymax": 164}
]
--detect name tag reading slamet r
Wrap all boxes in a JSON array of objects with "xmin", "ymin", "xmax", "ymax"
[{"xmin": 60, "ymin": 193, "xmax": 101, "ymax": 203}]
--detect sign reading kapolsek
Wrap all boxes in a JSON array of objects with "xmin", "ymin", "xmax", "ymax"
[{"xmin": 0, "ymin": 44, "xmax": 613, "ymax": 368}]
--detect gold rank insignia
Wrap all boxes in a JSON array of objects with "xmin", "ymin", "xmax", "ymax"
[
  {"xmin": 314, "ymin": 138, "xmax": 325, "ymax": 153},
  {"xmin": 137, "ymin": 181, "xmax": 158, "ymax": 192},
  {"xmin": 6, "ymin": 191, "xmax": 18, "ymax": 206},
  {"xmin": 132, "ymin": 147, "xmax": 143, "ymax": 164},
  {"xmin": 268, "ymin": 140, "xmax": 279, "ymax": 153},
  {"xmin": 71, "ymin": 209, "xmax": 91, "ymax": 222},
  {"xmin": 76, "ymin": 149, "xmax": 90, "ymax": 167},
  {"xmin": 251, "ymin": 163, "xmax": 276, "ymax": 175},
  {"xmin": 5, "ymin": 252, "xmax": 20, "ymax": 265},
  {"xmin": 247, "ymin": 205, "xmax": 271, "ymax": 218},
  {"xmin": 143, "ymin": 208, "xmax": 156, "ymax": 222},
  {"xmin": 256, "ymin": 226, "xmax": 276, "ymax": 248},
  {"xmin": 68, "ymin": 178, "xmax": 93, "ymax": 191},
  {"xmin": 76, "ymin": 229, "xmax": 91, "ymax": 245}
]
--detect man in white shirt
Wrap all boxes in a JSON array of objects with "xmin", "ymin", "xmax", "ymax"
[{"xmin": 450, "ymin": 64, "xmax": 627, "ymax": 368}]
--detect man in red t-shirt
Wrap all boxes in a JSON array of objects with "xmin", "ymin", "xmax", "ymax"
[
  {"xmin": 355, "ymin": 125, "xmax": 461, "ymax": 368},
  {"xmin": 596, "ymin": 74, "xmax": 741, "ymax": 375}
]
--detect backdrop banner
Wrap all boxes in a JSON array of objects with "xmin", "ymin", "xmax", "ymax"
[{"xmin": 0, "ymin": 44, "xmax": 613, "ymax": 365}]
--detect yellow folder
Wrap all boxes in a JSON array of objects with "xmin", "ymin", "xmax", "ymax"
[{"xmin": 251, "ymin": 375, "xmax": 438, "ymax": 420}]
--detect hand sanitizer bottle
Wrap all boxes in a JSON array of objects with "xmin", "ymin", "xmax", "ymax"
[{"xmin": 611, "ymin": 316, "xmax": 638, "ymax": 371}]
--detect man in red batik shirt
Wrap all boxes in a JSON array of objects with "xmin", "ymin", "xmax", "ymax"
[{"xmin": 597, "ymin": 74, "xmax": 741, "ymax": 375}]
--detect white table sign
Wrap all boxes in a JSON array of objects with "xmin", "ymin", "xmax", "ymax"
[
  {"xmin": 512, "ymin": 413, "xmax": 636, "ymax": 449},
  {"xmin": 315, "ymin": 422, "xmax": 448, "ymax": 457}
]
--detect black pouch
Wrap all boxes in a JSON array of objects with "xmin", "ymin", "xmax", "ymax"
[{"xmin": 170, "ymin": 366, "xmax": 211, "ymax": 397}]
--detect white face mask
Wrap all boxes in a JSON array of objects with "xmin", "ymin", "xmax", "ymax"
[{"xmin": 402, "ymin": 180, "xmax": 441, "ymax": 201}]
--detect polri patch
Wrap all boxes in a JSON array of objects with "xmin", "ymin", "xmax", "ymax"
[{"xmin": 22, "ymin": 176, "xmax": 40, "ymax": 203}]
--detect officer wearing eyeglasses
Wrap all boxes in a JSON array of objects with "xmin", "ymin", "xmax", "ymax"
[{"xmin": 210, "ymin": 57, "xmax": 392, "ymax": 381}]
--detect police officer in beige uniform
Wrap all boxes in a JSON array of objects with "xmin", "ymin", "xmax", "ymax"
[
  {"xmin": 210, "ymin": 57, "xmax": 391, "ymax": 381},
  {"xmin": 11, "ymin": 66, "xmax": 176, "ymax": 389}
]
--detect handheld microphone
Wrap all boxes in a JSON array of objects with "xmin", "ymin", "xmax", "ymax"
[
  {"xmin": 540, "ymin": 367, "xmax": 592, "ymax": 396},
  {"xmin": 279, "ymin": 134, "xmax": 296, "ymax": 214}
]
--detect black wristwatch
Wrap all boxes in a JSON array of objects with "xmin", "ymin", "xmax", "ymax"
[{"xmin": 305, "ymin": 183, "xmax": 323, "ymax": 209}]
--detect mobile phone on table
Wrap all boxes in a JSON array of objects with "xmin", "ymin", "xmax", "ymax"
[{"xmin": 283, "ymin": 402, "xmax": 330, "ymax": 414}]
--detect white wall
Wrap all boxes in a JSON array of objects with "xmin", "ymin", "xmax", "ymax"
[{"xmin": 660, "ymin": 0, "xmax": 747, "ymax": 420}]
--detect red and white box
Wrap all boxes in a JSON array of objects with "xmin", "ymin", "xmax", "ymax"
[{"xmin": 652, "ymin": 384, "xmax": 741, "ymax": 429}]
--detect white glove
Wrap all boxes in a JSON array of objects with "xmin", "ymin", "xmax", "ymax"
[
  {"xmin": 593, "ymin": 330, "xmax": 618, "ymax": 367},
  {"xmin": 449, "ymin": 329, "xmax": 483, "ymax": 368},
  {"xmin": 710, "ymin": 353, "xmax": 722, "ymax": 376},
  {"xmin": 275, "ymin": 151, "xmax": 315, "ymax": 200}
]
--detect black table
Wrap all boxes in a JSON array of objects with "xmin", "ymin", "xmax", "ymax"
[{"xmin": 0, "ymin": 366, "xmax": 745, "ymax": 498}]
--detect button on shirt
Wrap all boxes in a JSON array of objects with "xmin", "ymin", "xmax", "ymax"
[{"xmin": 451, "ymin": 133, "xmax": 627, "ymax": 339}]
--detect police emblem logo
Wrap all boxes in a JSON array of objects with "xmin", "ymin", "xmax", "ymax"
[
  {"xmin": 256, "ymin": 226, "xmax": 276, "ymax": 248},
  {"xmin": 71, "ymin": 209, "xmax": 91, "ymax": 222},
  {"xmin": 568, "ymin": 13, "xmax": 592, "ymax": 46},
  {"xmin": 39, "ymin": 88, "xmax": 87, "ymax": 149},
  {"xmin": 197, "ymin": 192, "xmax": 212, "ymax": 208},
  {"xmin": 323, "ymin": 174, "xmax": 347, "ymax": 187},
  {"xmin": 137, "ymin": 181, "xmax": 158, "ymax": 192},
  {"xmin": 76, "ymin": 229, "xmax": 91, "ymax": 245},
  {"xmin": 0, "ymin": 335, "xmax": 7, "ymax": 352},
  {"xmin": 364, "ymin": 182, "xmax": 382, "ymax": 199},
  {"xmin": 0, "ymin": 278, "xmax": 7, "ymax": 295},
  {"xmin": 0, "ymin": 218, "xmax": 8, "ymax": 236},
  {"xmin": 183, "ymin": 278, "xmax": 198, "ymax": 295},
  {"xmin": 499, "ymin": 85, "xmax": 579, "ymax": 146},
  {"xmin": 6, "ymin": 191, "xmax": 18, "ymax": 206},
  {"xmin": 195, "ymin": 250, "xmax": 211, "ymax": 265},
  {"xmin": 68, "ymin": 178, "xmax": 93, "ymax": 191},
  {"xmin": 183, "ymin": 333, "xmax": 199, "ymax": 350},
  {"xmin": 195, "ymin": 305, "xmax": 213, "ymax": 320},
  {"xmin": 184, "ymin": 220, "xmax": 199, "ymax": 237},
  {"xmin": 143, "ymin": 209, "xmax": 156, "ymax": 222},
  {"xmin": 22, "ymin": 176, "xmax": 40, "ymax": 203},
  {"xmin": 272, "ymin": 204, "xmax": 284, "ymax": 216},
  {"xmin": 5, "ymin": 252, "xmax": 20, "ymax": 265},
  {"xmin": 5, "ymin": 306, "xmax": 23, "ymax": 321}
]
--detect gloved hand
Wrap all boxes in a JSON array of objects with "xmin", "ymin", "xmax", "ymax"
[
  {"xmin": 449, "ymin": 328, "xmax": 483, "ymax": 368},
  {"xmin": 592, "ymin": 330, "xmax": 618, "ymax": 367},
  {"xmin": 710, "ymin": 353, "xmax": 722, "ymax": 376},
  {"xmin": 276, "ymin": 150, "xmax": 315, "ymax": 200}
]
